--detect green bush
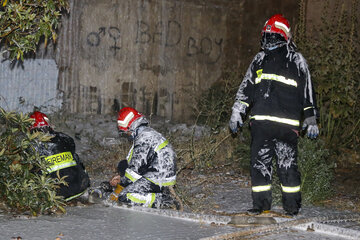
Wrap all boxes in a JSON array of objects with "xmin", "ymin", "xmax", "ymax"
[
  {"xmin": 298, "ymin": 138, "xmax": 333, "ymax": 204},
  {"xmin": 272, "ymin": 137, "xmax": 332, "ymax": 205},
  {"xmin": 232, "ymin": 127, "xmax": 251, "ymax": 171},
  {"xmin": 194, "ymin": 68, "xmax": 244, "ymax": 129},
  {"xmin": 0, "ymin": 108, "xmax": 66, "ymax": 215},
  {"xmin": 0, "ymin": 0, "xmax": 69, "ymax": 60},
  {"xmin": 296, "ymin": 0, "xmax": 360, "ymax": 151}
]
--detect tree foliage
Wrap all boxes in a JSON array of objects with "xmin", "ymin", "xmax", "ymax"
[
  {"xmin": 295, "ymin": 0, "xmax": 360, "ymax": 151},
  {"xmin": 0, "ymin": 108, "xmax": 66, "ymax": 215},
  {"xmin": 194, "ymin": 68, "xmax": 243, "ymax": 129},
  {"xmin": 0, "ymin": 0, "xmax": 69, "ymax": 61}
]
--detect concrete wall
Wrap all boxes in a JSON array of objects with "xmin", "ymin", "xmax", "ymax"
[
  {"xmin": 56, "ymin": 0, "xmax": 243, "ymax": 121},
  {"xmin": 0, "ymin": 57, "xmax": 62, "ymax": 114},
  {"xmin": 2, "ymin": 0, "xmax": 357, "ymax": 122},
  {"xmin": 1, "ymin": 0, "xmax": 303, "ymax": 122},
  {"xmin": 239, "ymin": 0, "xmax": 300, "ymax": 65}
]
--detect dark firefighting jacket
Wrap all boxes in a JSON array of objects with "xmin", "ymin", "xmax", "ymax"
[
  {"xmin": 120, "ymin": 117, "xmax": 177, "ymax": 196},
  {"xmin": 34, "ymin": 130, "xmax": 90, "ymax": 201},
  {"xmin": 232, "ymin": 45, "xmax": 317, "ymax": 130}
]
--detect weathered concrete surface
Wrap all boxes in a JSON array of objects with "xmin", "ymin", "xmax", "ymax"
[
  {"xmin": 55, "ymin": 0, "xmax": 305, "ymax": 122},
  {"xmin": 0, "ymin": 58, "xmax": 61, "ymax": 113},
  {"xmin": 1, "ymin": 203, "xmax": 359, "ymax": 240},
  {"xmin": 1, "ymin": 0, "xmax": 300, "ymax": 119},
  {"xmin": 57, "ymin": 0, "xmax": 243, "ymax": 121},
  {"xmin": 55, "ymin": 0, "xmax": 302, "ymax": 122},
  {"xmin": 239, "ymin": 0, "xmax": 300, "ymax": 63},
  {"xmin": 2, "ymin": 0, "xmax": 358, "ymax": 122},
  {"xmin": 0, "ymin": 204, "xmax": 237, "ymax": 240}
]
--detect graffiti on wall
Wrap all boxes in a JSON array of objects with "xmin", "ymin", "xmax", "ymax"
[
  {"xmin": 135, "ymin": 20, "xmax": 181, "ymax": 47},
  {"xmin": 85, "ymin": 20, "xmax": 223, "ymax": 65},
  {"xmin": 187, "ymin": 37, "xmax": 223, "ymax": 64},
  {"xmin": 80, "ymin": 3, "xmax": 226, "ymax": 116},
  {"xmin": 87, "ymin": 27, "xmax": 122, "ymax": 57}
]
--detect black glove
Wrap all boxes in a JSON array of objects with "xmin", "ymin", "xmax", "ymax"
[{"xmin": 117, "ymin": 160, "xmax": 128, "ymax": 177}]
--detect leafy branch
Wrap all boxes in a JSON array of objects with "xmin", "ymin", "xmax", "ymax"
[
  {"xmin": 0, "ymin": 0, "xmax": 69, "ymax": 61},
  {"xmin": 0, "ymin": 108, "xmax": 66, "ymax": 215}
]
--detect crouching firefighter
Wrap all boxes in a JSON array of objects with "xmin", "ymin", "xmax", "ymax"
[
  {"xmin": 229, "ymin": 14, "xmax": 319, "ymax": 216},
  {"xmin": 106, "ymin": 107, "xmax": 178, "ymax": 209},
  {"xmin": 30, "ymin": 111, "xmax": 90, "ymax": 202}
]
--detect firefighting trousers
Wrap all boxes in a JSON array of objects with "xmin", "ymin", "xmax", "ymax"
[
  {"xmin": 250, "ymin": 121, "xmax": 301, "ymax": 212},
  {"xmin": 52, "ymin": 164, "xmax": 90, "ymax": 201},
  {"xmin": 118, "ymin": 177, "xmax": 169, "ymax": 208}
]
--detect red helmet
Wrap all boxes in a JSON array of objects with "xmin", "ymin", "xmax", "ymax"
[
  {"xmin": 262, "ymin": 14, "xmax": 291, "ymax": 41},
  {"xmin": 117, "ymin": 107, "xmax": 143, "ymax": 132},
  {"xmin": 30, "ymin": 111, "xmax": 50, "ymax": 130}
]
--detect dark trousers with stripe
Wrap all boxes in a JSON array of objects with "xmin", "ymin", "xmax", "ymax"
[
  {"xmin": 250, "ymin": 121, "xmax": 301, "ymax": 212},
  {"xmin": 118, "ymin": 177, "xmax": 173, "ymax": 208},
  {"xmin": 53, "ymin": 164, "xmax": 90, "ymax": 201}
]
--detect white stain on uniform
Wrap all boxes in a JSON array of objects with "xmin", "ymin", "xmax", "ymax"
[
  {"xmin": 233, "ymin": 52, "xmax": 265, "ymax": 109},
  {"xmin": 254, "ymin": 147, "xmax": 273, "ymax": 178},
  {"xmin": 275, "ymin": 141, "xmax": 295, "ymax": 169}
]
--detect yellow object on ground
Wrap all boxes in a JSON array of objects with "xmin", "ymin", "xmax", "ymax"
[{"xmin": 109, "ymin": 184, "xmax": 124, "ymax": 201}]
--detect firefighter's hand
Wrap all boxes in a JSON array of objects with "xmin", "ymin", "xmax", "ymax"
[
  {"xmin": 302, "ymin": 116, "xmax": 319, "ymax": 139},
  {"xmin": 229, "ymin": 110, "xmax": 243, "ymax": 133},
  {"xmin": 109, "ymin": 175, "xmax": 121, "ymax": 187}
]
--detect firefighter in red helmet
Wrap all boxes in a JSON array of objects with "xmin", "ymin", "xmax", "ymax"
[
  {"xmin": 104, "ymin": 107, "xmax": 177, "ymax": 208},
  {"xmin": 30, "ymin": 111, "xmax": 90, "ymax": 202},
  {"xmin": 229, "ymin": 14, "xmax": 319, "ymax": 216}
]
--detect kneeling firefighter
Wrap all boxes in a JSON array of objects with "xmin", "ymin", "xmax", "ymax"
[
  {"xmin": 105, "ymin": 107, "xmax": 178, "ymax": 208},
  {"xmin": 30, "ymin": 111, "xmax": 90, "ymax": 201}
]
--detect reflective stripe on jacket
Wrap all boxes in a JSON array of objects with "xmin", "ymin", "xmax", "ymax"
[
  {"xmin": 124, "ymin": 126, "xmax": 177, "ymax": 188},
  {"xmin": 232, "ymin": 45, "xmax": 317, "ymax": 129},
  {"xmin": 34, "ymin": 131, "xmax": 90, "ymax": 200}
]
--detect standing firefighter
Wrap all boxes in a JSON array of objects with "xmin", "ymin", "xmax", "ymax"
[
  {"xmin": 229, "ymin": 14, "xmax": 319, "ymax": 216},
  {"xmin": 30, "ymin": 111, "xmax": 90, "ymax": 202},
  {"xmin": 107, "ymin": 107, "xmax": 177, "ymax": 208}
]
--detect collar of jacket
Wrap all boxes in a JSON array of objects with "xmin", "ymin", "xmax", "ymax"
[{"xmin": 131, "ymin": 125, "xmax": 146, "ymax": 140}]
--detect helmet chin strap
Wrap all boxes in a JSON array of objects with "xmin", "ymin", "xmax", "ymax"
[
  {"xmin": 263, "ymin": 42, "xmax": 286, "ymax": 51},
  {"xmin": 267, "ymin": 45, "xmax": 279, "ymax": 50}
]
